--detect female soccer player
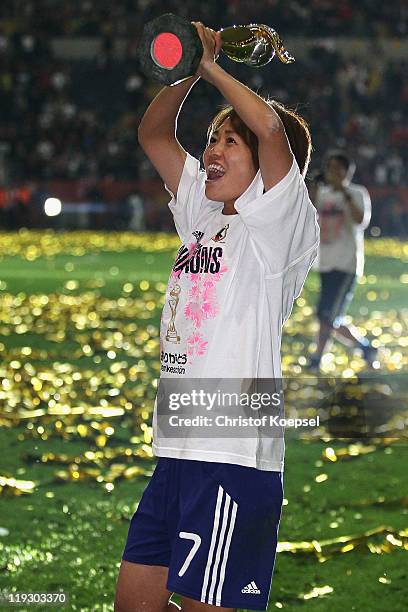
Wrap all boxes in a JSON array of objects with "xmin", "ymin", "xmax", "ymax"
[
  {"xmin": 308, "ymin": 151, "xmax": 376, "ymax": 370},
  {"xmin": 115, "ymin": 23, "xmax": 319, "ymax": 612}
]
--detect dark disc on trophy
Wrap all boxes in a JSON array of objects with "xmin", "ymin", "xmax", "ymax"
[{"xmin": 138, "ymin": 13, "xmax": 203, "ymax": 85}]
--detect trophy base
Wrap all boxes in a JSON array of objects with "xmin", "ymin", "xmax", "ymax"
[
  {"xmin": 138, "ymin": 13, "xmax": 203, "ymax": 85},
  {"xmin": 165, "ymin": 332, "xmax": 180, "ymax": 343}
]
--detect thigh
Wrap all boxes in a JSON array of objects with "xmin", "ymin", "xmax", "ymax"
[{"xmin": 115, "ymin": 561, "xmax": 171, "ymax": 612}]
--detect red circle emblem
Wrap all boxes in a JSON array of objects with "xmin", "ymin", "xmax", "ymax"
[{"xmin": 151, "ymin": 33, "xmax": 183, "ymax": 69}]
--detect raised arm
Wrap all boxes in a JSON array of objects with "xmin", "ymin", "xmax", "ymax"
[
  {"xmin": 193, "ymin": 23, "xmax": 293, "ymax": 191},
  {"xmin": 137, "ymin": 76, "xmax": 199, "ymax": 195}
]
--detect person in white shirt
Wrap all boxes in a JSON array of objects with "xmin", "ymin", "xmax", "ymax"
[
  {"xmin": 115, "ymin": 22, "xmax": 319, "ymax": 612},
  {"xmin": 308, "ymin": 151, "xmax": 377, "ymax": 369}
]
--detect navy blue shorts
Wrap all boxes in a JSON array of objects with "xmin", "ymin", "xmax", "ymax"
[
  {"xmin": 317, "ymin": 270, "xmax": 356, "ymax": 327},
  {"xmin": 122, "ymin": 457, "xmax": 283, "ymax": 610}
]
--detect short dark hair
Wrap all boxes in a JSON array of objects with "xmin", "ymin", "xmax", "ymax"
[
  {"xmin": 207, "ymin": 100, "xmax": 312, "ymax": 177},
  {"xmin": 324, "ymin": 150, "xmax": 356, "ymax": 182},
  {"xmin": 324, "ymin": 150, "xmax": 352, "ymax": 171}
]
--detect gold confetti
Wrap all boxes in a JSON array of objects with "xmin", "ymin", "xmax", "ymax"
[
  {"xmin": 322, "ymin": 439, "xmax": 401, "ymax": 462},
  {"xmin": 301, "ymin": 585, "xmax": 334, "ymax": 599},
  {"xmin": 0, "ymin": 475, "xmax": 36, "ymax": 496},
  {"xmin": 277, "ymin": 526, "xmax": 408, "ymax": 559},
  {"xmin": 54, "ymin": 462, "xmax": 152, "ymax": 486},
  {"xmin": 322, "ymin": 443, "xmax": 376, "ymax": 461}
]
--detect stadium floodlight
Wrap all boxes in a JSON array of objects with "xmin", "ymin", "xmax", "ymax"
[{"xmin": 44, "ymin": 197, "xmax": 62, "ymax": 216}]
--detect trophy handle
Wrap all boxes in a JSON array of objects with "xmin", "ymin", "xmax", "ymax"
[{"xmin": 220, "ymin": 24, "xmax": 295, "ymax": 67}]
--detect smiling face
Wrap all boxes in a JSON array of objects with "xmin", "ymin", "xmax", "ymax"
[{"xmin": 203, "ymin": 117, "xmax": 258, "ymax": 212}]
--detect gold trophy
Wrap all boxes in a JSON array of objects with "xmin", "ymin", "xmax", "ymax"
[
  {"xmin": 220, "ymin": 24, "xmax": 294, "ymax": 67},
  {"xmin": 138, "ymin": 14, "xmax": 294, "ymax": 85},
  {"xmin": 165, "ymin": 284, "xmax": 181, "ymax": 343}
]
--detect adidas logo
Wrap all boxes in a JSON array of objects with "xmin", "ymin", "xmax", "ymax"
[{"xmin": 241, "ymin": 581, "xmax": 261, "ymax": 594}]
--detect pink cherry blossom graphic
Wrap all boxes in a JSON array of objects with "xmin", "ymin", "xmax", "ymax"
[
  {"xmin": 212, "ymin": 263, "xmax": 228, "ymax": 282},
  {"xmin": 183, "ymin": 251, "xmax": 228, "ymax": 329},
  {"xmin": 202, "ymin": 301, "xmax": 218, "ymax": 319},
  {"xmin": 202, "ymin": 281, "xmax": 216, "ymax": 302},
  {"xmin": 166, "ymin": 245, "xmax": 230, "ymax": 365},
  {"xmin": 202, "ymin": 278, "xmax": 216, "ymax": 291},
  {"xmin": 202, "ymin": 287, "xmax": 218, "ymax": 318},
  {"xmin": 189, "ymin": 278, "xmax": 201, "ymax": 298},
  {"xmin": 187, "ymin": 332, "xmax": 208, "ymax": 362},
  {"xmin": 184, "ymin": 300, "xmax": 205, "ymax": 328},
  {"xmin": 184, "ymin": 276, "xmax": 220, "ymax": 327}
]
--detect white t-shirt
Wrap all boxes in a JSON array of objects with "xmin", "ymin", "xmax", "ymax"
[
  {"xmin": 315, "ymin": 183, "xmax": 371, "ymax": 276},
  {"xmin": 152, "ymin": 153, "xmax": 319, "ymax": 471}
]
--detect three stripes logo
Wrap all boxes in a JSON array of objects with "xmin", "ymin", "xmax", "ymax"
[
  {"xmin": 241, "ymin": 581, "xmax": 261, "ymax": 595},
  {"xmin": 200, "ymin": 485, "xmax": 238, "ymax": 607}
]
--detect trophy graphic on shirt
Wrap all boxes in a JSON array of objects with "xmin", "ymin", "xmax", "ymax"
[{"xmin": 166, "ymin": 284, "xmax": 181, "ymax": 343}]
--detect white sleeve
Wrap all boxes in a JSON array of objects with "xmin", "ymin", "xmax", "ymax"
[
  {"xmin": 234, "ymin": 157, "xmax": 320, "ymax": 276},
  {"xmin": 280, "ymin": 248, "xmax": 317, "ymax": 323},
  {"xmin": 164, "ymin": 153, "xmax": 206, "ymax": 242},
  {"xmin": 351, "ymin": 185, "xmax": 371, "ymax": 229}
]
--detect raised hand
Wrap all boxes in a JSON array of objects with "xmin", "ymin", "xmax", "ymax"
[{"xmin": 191, "ymin": 22, "xmax": 222, "ymax": 76}]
